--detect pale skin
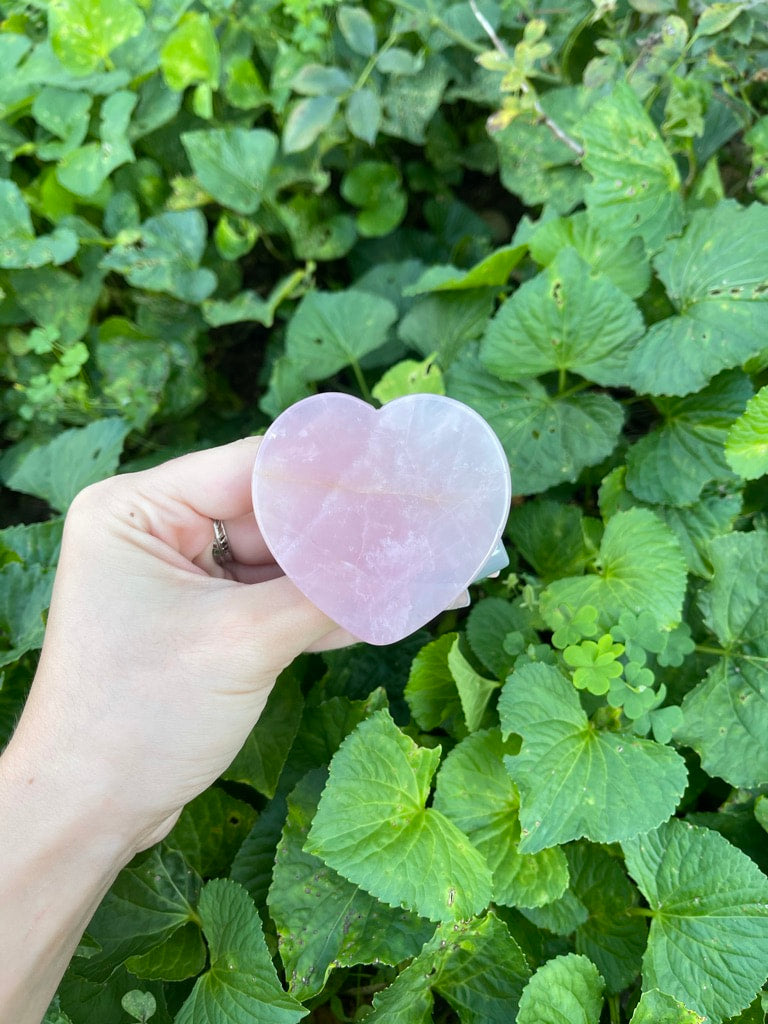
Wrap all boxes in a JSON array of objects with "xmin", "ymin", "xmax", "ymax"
[{"xmin": 0, "ymin": 437, "xmax": 355, "ymax": 1024}]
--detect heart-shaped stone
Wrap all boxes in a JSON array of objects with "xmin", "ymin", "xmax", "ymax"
[{"xmin": 252, "ymin": 392, "xmax": 511, "ymax": 645}]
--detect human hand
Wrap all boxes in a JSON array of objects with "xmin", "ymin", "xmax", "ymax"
[{"xmin": 10, "ymin": 437, "xmax": 354, "ymax": 852}]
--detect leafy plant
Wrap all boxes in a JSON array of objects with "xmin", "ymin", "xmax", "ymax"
[{"xmin": 2, "ymin": 0, "xmax": 768, "ymax": 1022}]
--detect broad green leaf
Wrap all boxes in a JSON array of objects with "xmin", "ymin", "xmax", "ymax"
[
  {"xmin": 481, "ymin": 248, "xmax": 644, "ymax": 387},
  {"xmin": 521, "ymin": 888, "xmax": 590, "ymax": 935},
  {"xmin": 447, "ymin": 637, "xmax": 499, "ymax": 733},
  {"xmin": 622, "ymin": 819, "xmax": 768, "ymax": 1022},
  {"xmin": 165, "ymin": 788, "xmax": 256, "ymax": 879},
  {"xmin": 581, "ymin": 81, "xmax": 683, "ymax": 250},
  {"xmin": 59, "ymin": 965, "xmax": 166, "ymax": 1024},
  {"xmin": 49, "ymin": 0, "xmax": 144, "ymax": 74},
  {"xmin": 268, "ymin": 770, "xmax": 432, "ymax": 1000},
  {"xmin": 306, "ymin": 709, "xmax": 493, "ymax": 922},
  {"xmin": 125, "ymin": 922, "xmax": 206, "ymax": 983},
  {"xmin": 57, "ymin": 90, "xmax": 136, "ymax": 197},
  {"xmin": 341, "ymin": 161, "xmax": 406, "ymax": 237},
  {"xmin": 181, "ymin": 128, "xmax": 278, "ymax": 215},
  {"xmin": 404, "ymin": 632, "xmax": 464, "ymax": 732},
  {"xmin": 291, "ymin": 64, "xmax": 353, "ymax": 97},
  {"xmin": 121, "ymin": 990, "xmax": 157, "ymax": 1021},
  {"xmin": 381, "ymin": 55, "xmax": 448, "ymax": 144},
  {"xmin": 626, "ymin": 201, "xmax": 768, "ymax": 395},
  {"xmin": 368, "ymin": 913, "xmax": 530, "ymax": 1024},
  {"xmin": 371, "ymin": 354, "xmax": 445, "ymax": 403},
  {"xmin": 517, "ymin": 953, "xmax": 604, "ymax": 1024},
  {"xmin": 94, "ymin": 317, "xmax": 171, "ymax": 430},
  {"xmin": 346, "ymin": 87, "xmax": 382, "ymax": 145},
  {"xmin": 222, "ymin": 668, "xmax": 304, "ymax": 798},
  {"xmin": 160, "ymin": 12, "xmax": 220, "ymax": 91},
  {"xmin": 433, "ymin": 729, "xmax": 569, "ymax": 908},
  {"xmin": 101, "ymin": 210, "xmax": 216, "ymax": 303},
  {"xmin": 499, "ymin": 663, "xmax": 688, "ymax": 852},
  {"xmin": 0, "ymin": 181, "xmax": 77, "ymax": 269},
  {"xmin": 9, "ymin": 265, "xmax": 103, "ymax": 346},
  {"xmin": 525, "ymin": 209, "xmax": 651, "ymax": 298},
  {"xmin": 176, "ymin": 879, "xmax": 306, "ymax": 1024},
  {"xmin": 338, "ymin": 5, "xmax": 377, "ymax": 56},
  {"xmin": 0, "ymin": 518, "xmax": 63, "ymax": 570},
  {"xmin": 495, "ymin": 87, "xmax": 588, "ymax": 213},
  {"xmin": 77, "ymin": 847, "xmax": 201, "ymax": 984},
  {"xmin": 405, "ymin": 244, "xmax": 527, "ymax": 294},
  {"xmin": 508, "ymin": 499, "xmax": 600, "ymax": 581},
  {"xmin": 540, "ymin": 508, "xmax": 687, "ymax": 631},
  {"xmin": 0, "ymin": 562, "xmax": 54, "ymax": 667},
  {"xmin": 465, "ymin": 596, "xmax": 534, "ymax": 680},
  {"xmin": 678, "ymin": 532, "xmax": 768, "ymax": 787},
  {"xmin": 725, "ymin": 384, "xmax": 768, "ymax": 479},
  {"xmin": 278, "ymin": 194, "xmax": 357, "ymax": 261},
  {"xmin": 400, "ymin": 291, "xmax": 495, "ymax": 366},
  {"xmin": 565, "ymin": 843, "xmax": 646, "ymax": 993},
  {"xmin": 447, "ymin": 351, "xmax": 624, "ymax": 496},
  {"xmin": 32, "ymin": 86, "xmax": 91, "ymax": 159},
  {"xmin": 1, "ymin": 418, "xmax": 130, "ymax": 512},
  {"xmin": 283, "ymin": 96, "xmax": 339, "ymax": 154},
  {"xmin": 625, "ymin": 371, "xmax": 751, "ymax": 506},
  {"xmin": 284, "ymin": 289, "xmax": 397, "ymax": 381},
  {"xmin": 629, "ymin": 989, "xmax": 704, "ymax": 1024},
  {"xmin": 43, "ymin": 998, "xmax": 75, "ymax": 1024}
]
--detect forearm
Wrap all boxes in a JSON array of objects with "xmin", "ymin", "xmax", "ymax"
[{"xmin": 0, "ymin": 730, "xmax": 135, "ymax": 1024}]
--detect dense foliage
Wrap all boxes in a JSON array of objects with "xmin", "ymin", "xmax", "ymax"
[{"xmin": 2, "ymin": 0, "xmax": 768, "ymax": 1021}]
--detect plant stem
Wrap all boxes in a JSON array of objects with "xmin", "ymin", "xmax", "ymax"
[
  {"xmin": 608, "ymin": 994, "xmax": 621, "ymax": 1024},
  {"xmin": 558, "ymin": 366, "xmax": 567, "ymax": 394},
  {"xmin": 350, "ymin": 358, "xmax": 374, "ymax": 404}
]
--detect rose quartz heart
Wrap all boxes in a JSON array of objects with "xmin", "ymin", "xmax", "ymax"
[{"xmin": 251, "ymin": 392, "xmax": 511, "ymax": 645}]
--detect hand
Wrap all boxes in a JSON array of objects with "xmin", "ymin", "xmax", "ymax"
[
  {"xmin": 0, "ymin": 438, "xmax": 354, "ymax": 1023},
  {"xmin": 17, "ymin": 436, "xmax": 353, "ymax": 849}
]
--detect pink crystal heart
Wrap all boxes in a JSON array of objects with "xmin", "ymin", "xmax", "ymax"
[{"xmin": 251, "ymin": 393, "xmax": 511, "ymax": 645}]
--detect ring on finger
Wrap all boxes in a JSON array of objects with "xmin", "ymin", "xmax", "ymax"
[{"xmin": 212, "ymin": 518, "xmax": 234, "ymax": 566}]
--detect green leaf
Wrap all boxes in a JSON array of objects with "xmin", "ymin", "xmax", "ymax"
[
  {"xmin": 629, "ymin": 989, "xmax": 704, "ymax": 1024},
  {"xmin": 57, "ymin": 90, "xmax": 136, "ymax": 197},
  {"xmin": 181, "ymin": 128, "xmax": 278, "ymax": 215},
  {"xmin": 448, "ymin": 636, "xmax": 499, "ymax": 733},
  {"xmin": 283, "ymin": 96, "xmax": 339, "ymax": 154},
  {"xmin": 78, "ymin": 847, "xmax": 201, "ymax": 984},
  {"xmin": 508, "ymin": 499, "xmax": 600, "ymax": 581},
  {"xmin": 481, "ymin": 248, "xmax": 644, "ymax": 387},
  {"xmin": 125, "ymin": 923, "xmax": 206, "ymax": 983},
  {"xmin": 346, "ymin": 88, "xmax": 382, "ymax": 145},
  {"xmin": 101, "ymin": 210, "xmax": 216, "ymax": 303},
  {"xmin": 678, "ymin": 532, "xmax": 768, "ymax": 787},
  {"xmin": 563, "ymin": 634, "xmax": 624, "ymax": 695},
  {"xmin": 338, "ymin": 5, "xmax": 377, "ymax": 56},
  {"xmin": 494, "ymin": 87, "xmax": 588, "ymax": 214},
  {"xmin": 284, "ymin": 289, "xmax": 397, "ymax": 381},
  {"xmin": 581, "ymin": 81, "xmax": 683, "ymax": 251},
  {"xmin": 622, "ymin": 819, "xmax": 768, "ymax": 1022},
  {"xmin": 268, "ymin": 769, "xmax": 432, "ymax": 1000},
  {"xmin": 405, "ymin": 244, "xmax": 527, "ymax": 294},
  {"xmin": 9, "ymin": 265, "xmax": 103, "ymax": 346},
  {"xmin": 32, "ymin": 86, "xmax": 91, "ymax": 159},
  {"xmin": 372, "ymin": 354, "xmax": 444, "ymax": 403},
  {"xmin": 121, "ymin": 990, "xmax": 157, "ymax": 1022},
  {"xmin": 447, "ymin": 350, "xmax": 624, "ymax": 496},
  {"xmin": 341, "ymin": 161, "xmax": 407, "ymax": 237},
  {"xmin": 405, "ymin": 632, "xmax": 464, "ymax": 732},
  {"xmin": 176, "ymin": 879, "xmax": 306, "ymax": 1024},
  {"xmin": 499, "ymin": 663, "xmax": 688, "ymax": 852},
  {"xmin": 525, "ymin": 209, "xmax": 651, "ymax": 299},
  {"xmin": 517, "ymin": 953, "xmax": 604, "ymax": 1024},
  {"xmin": 306, "ymin": 709, "xmax": 493, "ymax": 922},
  {"xmin": 0, "ymin": 181, "xmax": 78, "ymax": 269},
  {"xmin": 49, "ymin": 0, "xmax": 144, "ymax": 75},
  {"xmin": 0, "ymin": 562, "xmax": 55, "ymax": 667},
  {"xmin": 433, "ymin": 729, "xmax": 569, "ymax": 908},
  {"xmin": 400, "ymin": 291, "xmax": 495, "ymax": 366},
  {"xmin": 564, "ymin": 843, "xmax": 646, "ymax": 993},
  {"xmin": 368, "ymin": 913, "xmax": 530, "ymax": 1024},
  {"xmin": 626, "ymin": 201, "xmax": 768, "ymax": 396},
  {"xmin": 725, "ymin": 383, "xmax": 768, "ymax": 479},
  {"xmin": 160, "ymin": 12, "xmax": 220, "ymax": 91},
  {"xmin": 381, "ymin": 55, "xmax": 448, "ymax": 145},
  {"xmin": 540, "ymin": 508, "xmax": 688, "ymax": 631},
  {"xmin": 203, "ymin": 270, "xmax": 305, "ymax": 328},
  {"xmin": 465, "ymin": 597, "xmax": 534, "ymax": 680},
  {"xmin": 222, "ymin": 668, "xmax": 304, "ymax": 798},
  {"xmin": 0, "ymin": 518, "xmax": 63, "ymax": 570},
  {"xmin": 625, "ymin": 371, "xmax": 751, "ymax": 506},
  {"xmin": 164, "ymin": 788, "xmax": 256, "ymax": 879},
  {"xmin": 1, "ymin": 418, "xmax": 130, "ymax": 513}
]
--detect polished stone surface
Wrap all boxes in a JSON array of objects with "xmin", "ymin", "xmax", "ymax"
[{"xmin": 252, "ymin": 392, "xmax": 511, "ymax": 645}]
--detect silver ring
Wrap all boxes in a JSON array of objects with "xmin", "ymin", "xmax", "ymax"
[{"xmin": 212, "ymin": 519, "xmax": 233, "ymax": 565}]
